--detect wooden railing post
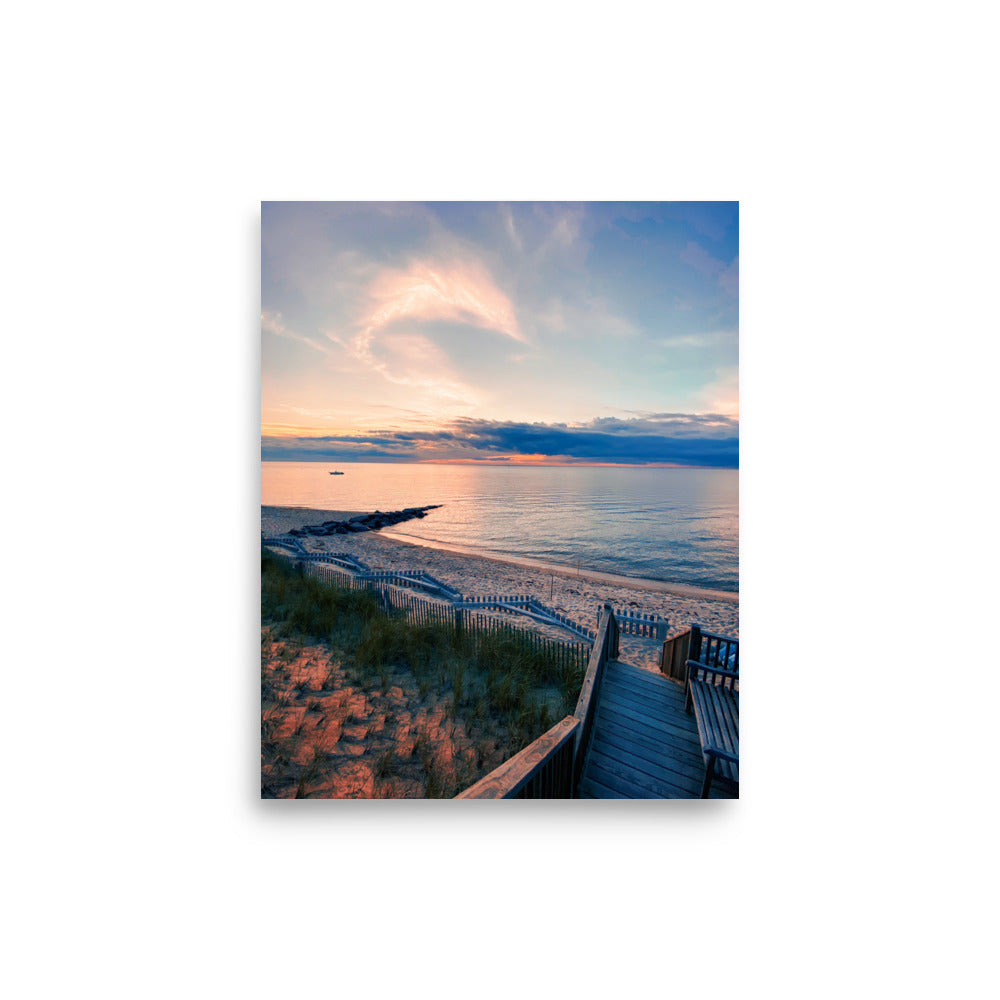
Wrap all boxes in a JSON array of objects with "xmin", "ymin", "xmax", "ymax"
[{"xmin": 689, "ymin": 624, "xmax": 703, "ymax": 663}]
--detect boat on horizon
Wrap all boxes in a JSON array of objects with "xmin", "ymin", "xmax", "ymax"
[{"xmin": 329, "ymin": 470, "xmax": 344, "ymax": 475}]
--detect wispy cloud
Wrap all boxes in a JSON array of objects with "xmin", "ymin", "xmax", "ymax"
[
  {"xmin": 353, "ymin": 259, "xmax": 523, "ymax": 360},
  {"xmin": 500, "ymin": 204, "xmax": 522, "ymax": 252},
  {"xmin": 367, "ymin": 331, "xmax": 479, "ymax": 406},
  {"xmin": 261, "ymin": 310, "xmax": 331, "ymax": 354},
  {"xmin": 694, "ymin": 367, "xmax": 739, "ymax": 417}
]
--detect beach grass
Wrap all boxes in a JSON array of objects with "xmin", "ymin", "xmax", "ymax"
[{"xmin": 261, "ymin": 546, "xmax": 586, "ymax": 797}]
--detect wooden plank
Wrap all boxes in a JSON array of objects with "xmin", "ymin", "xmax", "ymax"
[
  {"xmin": 707, "ymin": 685, "xmax": 739, "ymax": 756},
  {"xmin": 660, "ymin": 628, "xmax": 692, "ymax": 680},
  {"xmin": 599, "ymin": 682, "xmax": 677, "ymax": 718},
  {"xmin": 607, "ymin": 661, "xmax": 680, "ymax": 691},
  {"xmin": 690, "ymin": 682, "xmax": 739, "ymax": 760},
  {"xmin": 687, "ymin": 679, "xmax": 739, "ymax": 795},
  {"xmin": 584, "ymin": 758, "xmax": 668, "ymax": 798},
  {"xmin": 595, "ymin": 708, "xmax": 704, "ymax": 757},
  {"xmin": 592, "ymin": 727, "xmax": 705, "ymax": 774},
  {"xmin": 594, "ymin": 704, "xmax": 704, "ymax": 758},
  {"xmin": 606, "ymin": 665, "xmax": 689, "ymax": 704},
  {"xmin": 594, "ymin": 700, "xmax": 704, "ymax": 756},
  {"xmin": 603, "ymin": 667, "xmax": 682, "ymax": 700},
  {"xmin": 590, "ymin": 732, "xmax": 707, "ymax": 787},
  {"xmin": 578, "ymin": 775, "xmax": 630, "ymax": 799},
  {"xmin": 585, "ymin": 751, "xmax": 693, "ymax": 798},
  {"xmin": 601, "ymin": 672, "xmax": 678, "ymax": 706},
  {"xmin": 596, "ymin": 688, "xmax": 704, "ymax": 741},
  {"xmin": 591, "ymin": 709, "xmax": 706, "ymax": 768}
]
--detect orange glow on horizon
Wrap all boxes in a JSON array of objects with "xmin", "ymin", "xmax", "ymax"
[
  {"xmin": 261, "ymin": 423, "xmax": 357, "ymax": 438},
  {"xmin": 416, "ymin": 456, "xmax": 693, "ymax": 468}
]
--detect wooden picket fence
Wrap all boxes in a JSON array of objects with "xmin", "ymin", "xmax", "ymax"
[
  {"xmin": 296, "ymin": 555, "xmax": 590, "ymax": 675},
  {"xmin": 264, "ymin": 535, "xmax": 667, "ymax": 661}
]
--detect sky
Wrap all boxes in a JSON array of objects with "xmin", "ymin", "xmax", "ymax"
[{"xmin": 261, "ymin": 201, "xmax": 738, "ymax": 467}]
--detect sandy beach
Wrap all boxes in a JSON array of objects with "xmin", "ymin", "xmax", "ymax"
[{"xmin": 262, "ymin": 505, "xmax": 738, "ymax": 674}]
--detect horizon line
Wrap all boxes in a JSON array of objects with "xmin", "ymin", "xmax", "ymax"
[{"xmin": 260, "ymin": 456, "xmax": 738, "ymax": 470}]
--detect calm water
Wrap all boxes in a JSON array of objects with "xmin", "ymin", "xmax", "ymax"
[{"xmin": 261, "ymin": 462, "xmax": 738, "ymax": 593}]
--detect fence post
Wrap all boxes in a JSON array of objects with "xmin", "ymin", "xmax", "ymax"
[
  {"xmin": 454, "ymin": 605, "xmax": 464, "ymax": 636},
  {"xmin": 601, "ymin": 603, "xmax": 619, "ymax": 659},
  {"xmin": 689, "ymin": 624, "xmax": 703, "ymax": 670}
]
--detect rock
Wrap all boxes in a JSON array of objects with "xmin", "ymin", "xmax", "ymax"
[{"xmin": 289, "ymin": 504, "xmax": 442, "ymax": 537}]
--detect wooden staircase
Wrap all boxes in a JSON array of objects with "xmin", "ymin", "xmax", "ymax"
[{"xmin": 578, "ymin": 659, "xmax": 737, "ymax": 798}]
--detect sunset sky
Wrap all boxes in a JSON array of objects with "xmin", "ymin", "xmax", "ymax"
[{"xmin": 261, "ymin": 201, "xmax": 738, "ymax": 467}]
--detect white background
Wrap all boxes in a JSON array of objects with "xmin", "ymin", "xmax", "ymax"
[{"xmin": 3, "ymin": 3, "xmax": 996, "ymax": 998}]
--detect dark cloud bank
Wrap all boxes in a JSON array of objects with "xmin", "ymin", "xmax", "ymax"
[{"xmin": 262, "ymin": 415, "xmax": 738, "ymax": 468}]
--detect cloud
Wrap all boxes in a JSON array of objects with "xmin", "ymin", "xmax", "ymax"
[
  {"xmin": 693, "ymin": 367, "xmax": 739, "ymax": 417},
  {"xmin": 367, "ymin": 331, "xmax": 479, "ymax": 405},
  {"xmin": 500, "ymin": 204, "xmax": 522, "ymax": 252},
  {"xmin": 261, "ymin": 310, "xmax": 331, "ymax": 354},
  {"xmin": 262, "ymin": 413, "xmax": 738, "ymax": 468},
  {"xmin": 342, "ymin": 258, "xmax": 525, "ymax": 401},
  {"xmin": 353, "ymin": 259, "xmax": 523, "ymax": 360}
]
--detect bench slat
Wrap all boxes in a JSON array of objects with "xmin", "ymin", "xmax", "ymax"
[
  {"xmin": 688, "ymin": 677, "xmax": 739, "ymax": 795},
  {"xmin": 691, "ymin": 682, "xmax": 738, "ymax": 757},
  {"xmin": 704, "ymin": 683, "xmax": 738, "ymax": 756}
]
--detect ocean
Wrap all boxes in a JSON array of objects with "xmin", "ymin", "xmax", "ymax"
[{"xmin": 261, "ymin": 461, "xmax": 738, "ymax": 593}]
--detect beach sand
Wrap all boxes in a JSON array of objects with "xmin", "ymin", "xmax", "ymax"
[{"xmin": 262, "ymin": 505, "xmax": 738, "ymax": 674}]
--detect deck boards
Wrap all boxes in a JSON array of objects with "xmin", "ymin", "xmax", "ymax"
[{"xmin": 578, "ymin": 660, "xmax": 738, "ymax": 799}]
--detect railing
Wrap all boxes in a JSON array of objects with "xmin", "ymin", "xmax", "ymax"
[
  {"xmin": 689, "ymin": 624, "xmax": 739, "ymax": 673},
  {"xmin": 457, "ymin": 605, "xmax": 619, "ymax": 799},
  {"xmin": 606, "ymin": 607, "xmax": 669, "ymax": 640},
  {"xmin": 458, "ymin": 595, "xmax": 596, "ymax": 642},
  {"xmin": 572, "ymin": 604, "xmax": 619, "ymax": 791},
  {"xmin": 263, "ymin": 534, "xmax": 595, "ymax": 643},
  {"xmin": 300, "ymin": 557, "xmax": 591, "ymax": 672},
  {"xmin": 661, "ymin": 624, "xmax": 738, "ymax": 684},
  {"xmin": 455, "ymin": 716, "xmax": 580, "ymax": 799}
]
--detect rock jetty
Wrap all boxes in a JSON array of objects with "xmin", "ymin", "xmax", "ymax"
[{"xmin": 287, "ymin": 505, "xmax": 442, "ymax": 537}]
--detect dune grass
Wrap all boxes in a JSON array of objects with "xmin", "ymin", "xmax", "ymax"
[{"xmin": 261, "ymin": 547, "xmax": 586, "ymax": 797}]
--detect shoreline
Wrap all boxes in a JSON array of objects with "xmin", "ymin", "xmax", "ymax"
[
  {"xmin": 263, "ymin": 505, "xmax": 738, "ymax": 604},
  {"xmin": 380, "ymin": 528, "xmax": 738, "ymax": 604},
  {"xmin": 262, "ymin": 505, "xmax": 739, "ymax": 671}
]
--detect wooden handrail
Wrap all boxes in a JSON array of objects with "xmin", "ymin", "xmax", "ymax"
[
  {"xmin": 571, "ymin": 604, "xmax": 618, "ymax": 792},
  {"xmin": 457, "ymin": 606, "xmax": 621, "ymax": 799},
  {"xmin": 455, "ymin": 716, "xmax": 580, "ymax": 798}
]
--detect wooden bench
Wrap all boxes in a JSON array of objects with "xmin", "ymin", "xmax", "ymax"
[{"xmin": 685, "ymin": 659, "xmax": 739, "ymax": 798}]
